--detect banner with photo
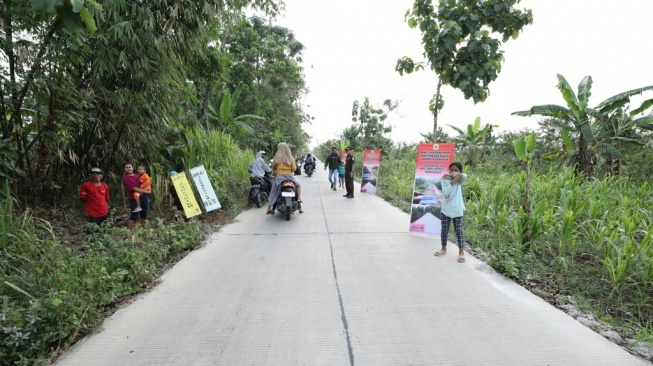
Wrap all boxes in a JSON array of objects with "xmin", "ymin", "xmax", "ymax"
[
  {"xmin": 360, "ymin": 149, "xmax": 381, "ymax": 195},
  {"xmin": 171, "ymin": 172, "xmax": 202, "ymax": 219},
  {"xmin": 409, "ymin": 143, "xmax": 455, "ymax": 235},
  {"xmin": 190, "ymin": 165, "xmax": 222, "ymax": 212}
]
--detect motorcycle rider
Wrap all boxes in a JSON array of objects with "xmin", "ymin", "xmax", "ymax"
[
  {"xmin": 267, "ymin": 142, "xmax": 303, "ymax": 214},
  {"xmin": 248, "ymin": 151, "xmax": 272, "ymax": 192},
  {"xmin": 304, "ymin": 153, "xmax": 315, "ymax": 172}
]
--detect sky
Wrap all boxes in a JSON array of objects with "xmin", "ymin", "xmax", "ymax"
[{"xmin": 274, "ymin": 0, "xmax": 653, "ymax": 147}]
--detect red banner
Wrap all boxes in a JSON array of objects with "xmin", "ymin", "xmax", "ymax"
[
  {"xmin": 361, "ymin": 149, "xmax": 381, "ymax": 194},
  {"xmin": 409, "ymin": 143, "xmax": 455, "ymax": 235}
]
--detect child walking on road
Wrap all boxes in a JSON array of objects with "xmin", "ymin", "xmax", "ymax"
[
  {"xmin": 133, "ymin": 165, "xmax": 152, "ymax": 213},
  {"xmin": 433, "ymin": 162, "xmax": 467, "ymax": 263}
]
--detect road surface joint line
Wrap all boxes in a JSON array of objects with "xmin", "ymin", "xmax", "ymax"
[{"xmin": 319, "ymin": 177, "xmax": 355, "ymax": 366}]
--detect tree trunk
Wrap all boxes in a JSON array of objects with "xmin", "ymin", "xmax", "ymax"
[
  {"xmin": 577, "ymin": 133, "xmax": 594, "ymax": 178},
  {"xmin": 2, "ymin": 0, "xmax": 15, "ymax": 139},
  {"xmin": 432, "ymin": 79, "xmax": 443, "ymax": 142},
  {"xmin": 197, "ymin": 83, "xmax": 213, "ymax": 127}
]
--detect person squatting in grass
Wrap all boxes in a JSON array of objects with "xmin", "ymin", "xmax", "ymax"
[{"xmin": 434, "ymin": 162, "xmax": 468, "ymax": 263}]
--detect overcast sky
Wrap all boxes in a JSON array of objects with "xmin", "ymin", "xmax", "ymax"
[{"xmin": 275, "ymin": 0, "xmax": 653, "ymax": 146}]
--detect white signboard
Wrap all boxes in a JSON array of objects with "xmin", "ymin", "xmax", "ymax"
[{"xmin": 189, "ymin": 165, "xmax": 221, "ymax": 212}]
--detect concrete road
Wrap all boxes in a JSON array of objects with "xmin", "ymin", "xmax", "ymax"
[{"xmin": 56, "ymin": 167, "xmax": 647, "ymax": 365}]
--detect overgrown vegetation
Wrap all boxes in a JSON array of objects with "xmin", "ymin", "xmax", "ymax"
[
  {"xmin": 1, "ymin": 0, "xmax": 308, "ymax": 206},
  {"xmin": 0, "ymin": 125, "xmax": 256, "ymax": 364},
  {"xmin": 0, "ymin": 195, "xmax": 205, "ymax": 364},
  {"xmin": 1, "ymin": 1, "xmax": 310, "ymax": 364}
]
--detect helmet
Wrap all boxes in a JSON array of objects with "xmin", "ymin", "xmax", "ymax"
[{"xmin": 89, "ymin": 167, "xmax": 103, "ymax": 174}]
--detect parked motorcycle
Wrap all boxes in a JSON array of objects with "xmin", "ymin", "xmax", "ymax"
[
  {"xmin": 273, "ymin": 179, "xmax": 300, "ymax": 220},
  {"xmin": 249, "ymin": 173, "xmax": 272, "ymax": 208}
]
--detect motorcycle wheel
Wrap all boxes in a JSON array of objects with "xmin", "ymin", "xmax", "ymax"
[
  {"xmin": 285, "ymin": 205, "xmax": 291, "ymax": 221},
  {"xmin": 260, "ymin": 192, "xmax": 268, "ymax": 203},
  {"xmin": 255, "ymin": 195, "xmax": 261, "ymax": 208}
]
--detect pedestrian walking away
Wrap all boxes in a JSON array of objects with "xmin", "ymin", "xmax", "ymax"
[
  {"xmin": 343, "ymin": 146, "xmax": 355, "ymax": 198},
  {"xmin": 324, "ymin": 146, "xmax": 341, "ymax": 191}
]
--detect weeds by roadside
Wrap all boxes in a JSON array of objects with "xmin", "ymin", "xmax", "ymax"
[{"xmin": 0, "ymin": 205, "xmax": 205, "ymax": 365}]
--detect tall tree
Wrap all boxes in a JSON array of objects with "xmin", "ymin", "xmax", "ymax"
[
  {"xmin": 1, "ymin": 0, "xmax": 284, "ymax": 202},
  {"xmin": 224, "ymin": 16, "xmax": 308, "ymax": 151},
  {"xmin": 349, "ymin": 97, "xmax": 396, "ymax": 153},
  {"xmin": 396, "ymin": 0, "xmax": 532, "ymax": 140}
]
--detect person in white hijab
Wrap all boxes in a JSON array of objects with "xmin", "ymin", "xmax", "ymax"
[{"xmin": 267, "ymin": 142, "xmax": 302, "ymax": 214}]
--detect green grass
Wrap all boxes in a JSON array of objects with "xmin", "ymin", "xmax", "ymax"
[{"xmin": 0, "ymin": 127, "xmax": 256, "ymax": 365}]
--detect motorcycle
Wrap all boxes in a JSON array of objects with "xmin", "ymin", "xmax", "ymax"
[
  {"xmin": 273, "ymin": 179, "xmax": 301, "ymax": 220},
  {"xmin": 304, "ymin": 162, "xmax": 314, "ymax": 177},
  {"xmin": 248, "ymin": 173, "xmax": 272, "ymax": 208}
]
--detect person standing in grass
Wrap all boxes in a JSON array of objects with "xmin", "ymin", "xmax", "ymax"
[
  {"xmin": 132, "ymin": 165, "xmax": 151, "ymax": 213},
  {"xmin": 434, "ymin": 162, "xmax": 468, "ymax": 263},
  {"xmin": 79, "ymin": 167, "xmax": 110, "ymax": 227},
  {"xmin": 122, "ymin": 163, "xmax": 151, "ymax": 229}
]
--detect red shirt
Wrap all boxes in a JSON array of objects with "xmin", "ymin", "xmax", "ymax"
[{"xmin": 79, "ymin": 181, "xmax": 110, "ymax": 217}]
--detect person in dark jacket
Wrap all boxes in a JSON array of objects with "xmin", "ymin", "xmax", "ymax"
[
  {"xmin": 343, "ymin": 147, "xmax": 355, "ymax": 198},
  {"xmin": 324, "ymin": 146, "xmax": 341, "ymax": 191}
]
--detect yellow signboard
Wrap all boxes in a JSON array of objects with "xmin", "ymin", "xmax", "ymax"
[{"xmin": 171, "ymin": 172, "xmax": 202, "ymax": 218}]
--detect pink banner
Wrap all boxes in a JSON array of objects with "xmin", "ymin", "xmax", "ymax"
[
  {"xmin": 360, "ymin": 149, "xmax": 381, "ymax": 194},
  {"xmin": 409, "ymin": 143, "xmax": 455, "ymax": 235}
]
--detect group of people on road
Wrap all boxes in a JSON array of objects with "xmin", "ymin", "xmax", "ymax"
[
  {"xmin": 324, "ymin": 146, "xmax": 355, "ymax": 198},
  {"xmin": 248, "ymin": 143, "xmax": 353, "ymax": 217},
  {"xmin": 79, "ymin": 163, "xmax": 152, "ymax": 231},
  {"xmin": 323, "ymin": 145, "xmax": 468, "ymax": 262},
  {"xmin": 85, "ymin": 142, "xmax": 467, "ymax": 264}
]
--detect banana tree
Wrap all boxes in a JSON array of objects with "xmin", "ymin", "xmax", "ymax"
[
  {"xmin": 206, "ymin": 84, "xmax": 265, "ymax": 142},
  {"xmin": 448, "ymin": 117, "xmax": 496, "ymax": 166},
  {"xmin": 512, "ymin": 74, "xmax": 653, "ymax": 177}
]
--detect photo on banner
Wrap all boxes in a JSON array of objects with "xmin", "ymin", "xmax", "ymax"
[
  {"xmin": 409, "ymin": 143, "xmax": 455, "ymax": 236},
  {"xmin": 170, "ymin": 172, "xmax": 202, "ymax": 219},
  {"xmin": 189, "ymin": 165, "xmax": 221, "ymax": 212},
  {"xmin": 361, "ymin": 149, "xmax": 381, "ymax": 195}
]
